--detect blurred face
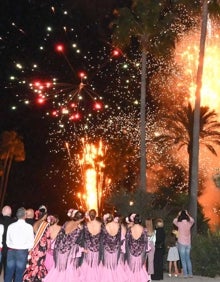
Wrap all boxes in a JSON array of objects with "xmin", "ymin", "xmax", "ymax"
[
  {"xmin": 26, "ymin": 209, "xmax": 34, "ymax": 219},
  {"xmin": 157, "ymin": 221, "xmax": 164, "ymax": 228},
  {"xmin": 2, "ymin": 206, "xmax": 12, "ymax": 216}
]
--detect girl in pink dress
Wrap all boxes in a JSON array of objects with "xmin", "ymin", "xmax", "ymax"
[
  {"xmin": 79, "ymin": 209, "xmax": 102, "ymax": 282},
  {"xmin": 43, "ymin": 209, "xmax": 85, "ymax": 282},
  {"xmin": 125, "ymin": 214, "xmax": 150, "ymax": 282},
  {"xmin": 44, "ymin": 215, "xmax": 61, "ymax": 272},
  {"xmin": 100, "ymin": 213, "xmax": 127, "ymax": 282}
]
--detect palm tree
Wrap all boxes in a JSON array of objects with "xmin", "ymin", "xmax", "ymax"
[
  {"xmin": 154, "ymin": 102, "xmax": 220, "ymax": 192},
  {"xmin": 0, "ymin": 131, "xmax": 25, "ymax": 208},
  {"xmin": 111, "ymin": 0, "xmax": 180, "ymax": 192},
  {"xmin": 175, "ymin": 0, "xmax": 220, "ymax": 233}
]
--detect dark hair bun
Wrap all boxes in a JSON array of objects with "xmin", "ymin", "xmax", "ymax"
[
  {"xmin": 73, "ymin": 210, "xmax": 85, "ymax": 221},
  {"xmin": 134, "ymin": 214, "xmax": 142, "ymax": 224}
]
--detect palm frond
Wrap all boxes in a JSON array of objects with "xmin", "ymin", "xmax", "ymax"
[
  {"xmin": 208, "ymin": 0, "xmax": 220, "ymax": 19},
  {"xmin": 154, "ymin": 103, "xmax": 220, "ymax": 156},
  {"xmin": 204, "ymin": 144, "xmax": 218, "ymax": 156}
]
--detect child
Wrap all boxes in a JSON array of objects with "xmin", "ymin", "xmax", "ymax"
[{"xmin": 167, "ymin": 233, "xmax": 179, "ymax": 277}]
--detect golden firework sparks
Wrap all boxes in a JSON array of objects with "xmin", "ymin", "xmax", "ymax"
[{"xmin": 79, "ymin": 138, "xmax": 106, "ymax": 213}]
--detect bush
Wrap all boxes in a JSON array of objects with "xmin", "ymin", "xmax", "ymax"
[{"xmin": 191, "ymin": 231, "xmax": 220, "ymax": 277}]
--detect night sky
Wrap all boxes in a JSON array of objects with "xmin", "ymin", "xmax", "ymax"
[{"xmin": 0, "ymin": 0, "xmax": 138, "ymax": 217}]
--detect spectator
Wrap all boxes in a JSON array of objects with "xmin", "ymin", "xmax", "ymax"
[
  {"xmin": 0, "ymin": 205, "xmax": 15, "ymax": 276},
  {"xmin": 173, "ymin": 210, "xmax": 194, "ymax": 278},
  {"xmin": 23, "ymin": 205, "xmax": 49, "ymax": 281},
  {"xmin": 172, "ymin": 227, "xmax": 182, "ymax": 274},
  {"xmin": 151, "ymin": 218, "xmax": 166, "ymax": 281},
  {"xmin": 167, "ymin": 233, "xmax": 179, "ymax": 277},
  {"xmin": 5, "ymin": 207, "xmax": 34, "ymax": 282},
  {"xmin": 145, "ymin": 218, "xmax": 156, "ymax": 281},
  {"xmin": 25, "ymin": 209, "xmax": 35, "ymax": 226},
  {"xmin": 0, "ymin": 223, "xmax": 4, "ymax": 264}
]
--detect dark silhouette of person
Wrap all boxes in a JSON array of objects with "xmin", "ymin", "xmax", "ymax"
[
  {"xmin": 0, "ymin": 205, "xmax": 15, "ymax": 276},
  {"xmin": 151, "ymin": 218, "xmax": 166, "ymax": 280}
]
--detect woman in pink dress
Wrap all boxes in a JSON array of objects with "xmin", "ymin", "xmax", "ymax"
[
  {"xmin": 44, "ymin": 215, "xmax": 61, "ymax": 272},
  {"xmin": 79, "ymin": 209, "xmax": 102, "ymax": 282},
  {"xmin": 43, "ymin": 209, "xmax": 85, "ymax": 282},
  {"xmin": 125, "ymin": 213, "xmax": 150, "ymax": 282},
  {"xmin": 23, "ymin": 205, "xmax": 49, "ymax": 282},
  {"xmin": 101, "ymin": 213, "xmax": 127, "ymax": 282}
]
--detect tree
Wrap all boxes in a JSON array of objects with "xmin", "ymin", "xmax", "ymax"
[
  {"xmin": 175, "ymin": 0, "xmax": 220, "ymax": 234},
  {"xmin": 0, "ymin": 131, "xmax": 25, "ymax": 208},
  {"xmin": 154, "ymin": 103, "xmax": 220, "ymax": 199},
  {"xmin": 111, "ymin": 0, "xmax": 181, "ymax": 192}
]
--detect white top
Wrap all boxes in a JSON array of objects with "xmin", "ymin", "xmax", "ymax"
[
  {"xmin": 6, "ymin": 219, "xmax": 34, "ymax": 250},
  {"xmin": 0, "ymin": 224, "xmax": 4, "ymax": 248},
  {"xmin": 148, "ymin": 230, "xmax": 156, "ymax": 245}
]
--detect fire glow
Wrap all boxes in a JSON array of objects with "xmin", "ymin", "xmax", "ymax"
[
  {"xmin": 176, "ymin": 29, "xmax": 220, "ymax": 112},
  {"xmin": 175, "ymin": 26, "xmax": 220, "ymax": 229},
  {"xmin": 78, "ymin": 139, "xmax": 106, "ymax": 213}
]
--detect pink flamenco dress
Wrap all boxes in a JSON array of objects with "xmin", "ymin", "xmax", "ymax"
[
  {"xmin": 100, "ymin": 226, "xmax": 127, "ymax": 282},
  {"xmin": 44, "ymin": 238, "xmax": 56, "ymax": 272},
  {"xmin": 78, "ymin": 224, "xmax": 102, "ymax": 282},
  {"xmin": 125, "ymin": 228, "xmax": 150, "ymax": 282},
  {"xmin": 43, "ymin": 224, "xmax": 83, "ymax": 282}
]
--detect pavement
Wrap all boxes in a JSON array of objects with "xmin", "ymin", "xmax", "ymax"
[
  {"xmin": 0, "ymin": 272, "xmax": 219, "ymax": 282},
  {"xmin": 162, "ymin": 273, "xmax": 220, "ymax": 282}
]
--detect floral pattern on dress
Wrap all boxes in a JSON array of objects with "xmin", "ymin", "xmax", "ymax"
[
  {"xmin": 102, "ymin": 226, "xmax": 121, "ymax": 254},
  {"xmin": 55, "ymin": 224, "xmax": 82, "ymax": 254},
  {"xmin": 53, "ymin": 223, "xmax": 84, "ymax": 271},
  {"xmin": 23, "ymin": 226, "xmax": 50, "ymax": 282},
  {"xmin": 126, "ymin": 228, "xmax": 148, "ymax": 257},
  {"xmin": 84, "ymin": 224, "xmax": 102, "ymax": 252}
]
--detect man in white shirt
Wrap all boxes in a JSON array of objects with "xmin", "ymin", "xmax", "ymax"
[
  {"xmin": 0, "ymin": 223, "xmax": 4, "ymax": 263},
  {"xmin": 5, "ymin": 207, "xmax": 34, "ymax": 282}
]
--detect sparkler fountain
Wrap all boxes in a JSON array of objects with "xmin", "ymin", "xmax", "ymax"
[{"xmin": 78, "ymin": 138, "xmax": 107, "ymax": 214}]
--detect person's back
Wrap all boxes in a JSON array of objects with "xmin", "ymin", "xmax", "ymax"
[
  {"xmin": 5, "ymin": 207, "xmax": 34, "ymax": 282},
  {"xmin": 85, "ymin": 209, "xmax": 101, "ymax": 236},
  {"xmin": 45, "ymin": 215, "xmax": 61, "ymax": 272},
  {"xmin": 101, "ymin": 213, "xmax": 127, "ymax": 282},
  {"xmin": 151, "ymin": 218, "xmax": 166, "ymax": 281},
  {"xmin": 87, "ymin": 219, "xmax": 101, "ymax": 234},
  {"xmin": 23, "ymin": 205, "xmax": 49, "ymax": 282},
  {"xmin": 7, "ymin": 220, "xmax": 34, "ymax": 249},
  {"xmin": 0, "ymin": 205, "xmax": 15, "ymax": 275},
  {"xmin": 105, "ymin": 220, "xmax": 119, "ymax": 236},
  {"xmin": 130, "ymin": 223, "xmax": 144, "ymax": 240},
  {"xmin": 0, "ymin": 224, "xmax": 4, "ymax": 264},
  {"xmin": 125, "ymin": 214, "xmax": 150, "ymax": 282},
  {"xmin": 145, "ymin": 218, "xmax": 156, "ymax": 279},
  {"xmin": 173, "ymin": 216, "xmax": 194, "ymax": 245},
  {"xmin": 48, "ymin": 222, "xmax": 61, "ymax": 240},
  {"xmin": 173, "ymin": 210, "xmax": 194, "ymax": 278}
]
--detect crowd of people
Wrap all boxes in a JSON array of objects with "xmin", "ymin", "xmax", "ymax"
[{"xmin": 0, "ymin": 205, "xmax": 194, "ymax": 282}]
